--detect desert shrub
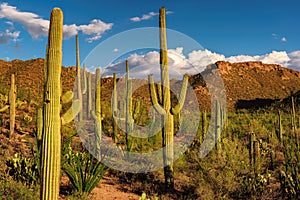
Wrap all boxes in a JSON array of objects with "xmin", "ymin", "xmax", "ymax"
[{"xmin": 5, "ymin": 153, "xmax": 40, "ymax": 187}]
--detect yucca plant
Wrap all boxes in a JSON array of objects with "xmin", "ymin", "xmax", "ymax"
[{"xmin": 62, "ymin": 136, "xmax": 108, "ymax": 196}]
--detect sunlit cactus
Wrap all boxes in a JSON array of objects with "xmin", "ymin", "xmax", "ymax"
[
  {"xmin": 40, "ymin": 7, "xmax": 63, "ymax": 200},
  {"xmin": 8, "ymin": 74, "xmax": 16, "ymax": 138},
  {"xmin": 125, "ymin": 60, "xmax": 134, "ymax": 152},
  {"xmin": 148, "ymin": 7, "xmax": 189, "ymax": 189},
  {"xmin": 112, "ymin": 73, "xmax": 119, "ymax": 143}
]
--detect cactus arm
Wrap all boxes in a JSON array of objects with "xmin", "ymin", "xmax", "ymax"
[
  {"xmin": 148, "ymin": 74, "xmax": 165, "ymax": 115},
  {"xmin": 61, "ymin": 99, "xmax": 81, "ymax": 125},
  {"xmin": 171, "ymin": 74, "xmax": 188, "ymax": 115},
  {"xmin": 61, "ymin": 91, "xmax": 74, "ymax": 104},
  {"xmin": 40, "ymin": 8, "xmax": 63, "ymax": 200},
  {"xmin": 0, "ymin": 105, "xmax": 9, "ymax": 112}
]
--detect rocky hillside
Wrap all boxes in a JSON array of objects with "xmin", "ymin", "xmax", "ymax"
[{"xmin": 0, "ymin": 58, "xmax": 300, "ymax": 112}]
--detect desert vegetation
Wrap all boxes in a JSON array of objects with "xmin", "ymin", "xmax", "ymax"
[{"xmin": 0, "ymin": 6, "xmax": 299, "ymax": 200}]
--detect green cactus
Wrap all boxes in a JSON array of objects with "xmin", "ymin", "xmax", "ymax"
[
  {"xmin": 215, "ymin": 100, "xmax": 221, "ymax": 153},
  {"xmin": 276, "ymin": 110, "xmax": 283, "ymax": 143},
  {"xmin": 291, "ymin": 94, "xmax": 299, "ymax": 150},
  {"xmin": 148, "ymin": 7, "xmax": 189, "ymax": 189},
  {"xmin": 254, "ymin": 140, "xmax": 260, "ymax": 174},
  {"xmin": 40, "ymin": 8, "xmax": 63, "ymax": 200},
  {"xmin": 125, "ymin": 60, "xmax": 134, "ymax": 152},
  {"xmin": 249, "ymin": 132, "xmax": 255, "ymax": 170},
  {"xmin": 61, "ymin": 91, "xmax": 74, "ymax": 104},
  {"xmin": 36, "ymin": 108, "xmax": 43, "ymax": 150},
  {"xmin": 87, "ymin": 72, "xmax": 92, "ymax": 119},
  {"xmin": 112, "ymin": 73, "xmax": 119, "ymax": 143},
  {"xmin": 94, "ymin": 68, "xmax": 102, "ymax": 159},
  {"xmin": 9, "ymin": 74, "xmax": 16, "ymax": 138},
  {"xmin": 76, "ymin": 34, "xmax": 83, "ymax": 121}
]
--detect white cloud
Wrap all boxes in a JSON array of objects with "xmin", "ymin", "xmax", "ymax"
[
  {"xmin": 130, "ymin": 11, "xmax": 158, "ymax": 22},
  {"xmin": 287, "ymin": 51, "xmax": 300, "ymax": 70},
  {"xmin": 100, "ymin": 48, "xmax": 300, "ymax": 78},
  {"xmin": 0, "ymin": 2, "xmax": 113, "ymax": 42},
  {"xmin": 0, "ymin": 29, "xmax": 20, "ymax": 44},
  {"xmin": 113, "ymin": 48, "xmax": 119, "ymax": 52},
  {"xmin": 281, "ymin": 37, "xmax": 287, "ymax": 42},
  {"xmin": 130, "ymin": 10, "xmax": 174, "ymax": 22}
]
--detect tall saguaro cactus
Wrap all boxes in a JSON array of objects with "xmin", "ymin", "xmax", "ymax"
[
  {"xmin": 125, "ymin": 60, "xmax": 134, "ymax": 152},
  {"xmin": 40, "ymin": 8, "xmax": 63, "ymax": 200},
  {"xmin": 148, "ymin": 7, "xmax": 189, "ymax": 189},
  {"xmin": 112, "ymin": 73, "xmax": 119, "ymax": 143},
  {"xmin": 75, "ymin": 34, "xmax": 82, "ymax": 122},
  {"xmin": 94, "ymin": 68, "xmax": 102, "ymax": 159},
  {"xmin": 9, "ymin": 74, "xmax": 16, "ymax": 138}
]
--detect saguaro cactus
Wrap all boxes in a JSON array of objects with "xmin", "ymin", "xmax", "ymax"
[
  {"xmin": 93, "ymin": 68, "xmax": 102, "ymax": 159},
  {"xmin": 75, "ymin": 35, "xmax": 87, "ymax": 121},
  {"xmin": 112, "ymin": 73, "xmax": 119, "ymax": 143},
  {"xmin": 276, "ymin": 110, "xmax": 283, "ymax": 143},
  {"xmin": 9, "ymin": 74, "xmax": 16, "ymax": 138},
  {"xmin": 125, "ymin": 60, "xmax": 134, "ymax": 152},
  {"xmin": 148, "ymin": 7, "xmax": 189, "ymax": 189},
  {"xmin": 40, "ymin": 8, "xmax": 63, "ymax": 200},
  {"xmin": 215, "ymin": 100, "xmax": 221, "ymax": 153},
  {"xmin": 86, "ymin": 72, "xmax": 92, "ymax": 119}
]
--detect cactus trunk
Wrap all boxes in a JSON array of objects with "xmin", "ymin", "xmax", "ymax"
[
  {"xmin": 87, "ymin": 72, "xmax": 92, "ymax": 119},
  {"xmin": 40, "ymin": 8, "xmax": 63, "ymax": 200},
  {"xmin": 95, "ymin": 68, "xmax": 102, "ymax": 159},
  {"xmin": 76, "ymin": 35, "xmax": 82, "ymax": 122},
  {"xmin": 215, "ymin": 100, "xmax": 221, "ymax": 153},
  {"xmin": 148, "ymin": 8, "xmax": 188, "ymax": 189},
  {"xmin": 125, "ymin": 60, "xmax": 134, "ymax": 152},
  {"xmin": 112, "ymin": 73, "xmax": 118, "ymax": 143},
  {"xmin": 9, "ymin": 74, "xmax": 16, "ymax": 138}
]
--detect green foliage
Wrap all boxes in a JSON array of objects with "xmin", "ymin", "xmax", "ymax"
[
  {"xmin": 6, "ymin": 154, "xmax": 39, "ymax": 187},
  {"xmin": 0, "ymin": 176, "xmax": 39, "ymax": 200},
  {"xmin": 62, "ymin": 138, "xmax": 108, "ymax": 196}
]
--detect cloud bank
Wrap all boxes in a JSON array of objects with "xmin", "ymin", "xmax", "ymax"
[
  {"xmin": 0, "ymin": 2, "xmax": 113, "ymax": 42},
  {"xmin": 101, "ymin": 48, "xmax": 300, "ymax": 78}
]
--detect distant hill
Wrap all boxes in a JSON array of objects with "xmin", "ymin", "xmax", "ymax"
[{"xmin": 0, "ymin": 58, "xmax": 300, "ymax": 112}]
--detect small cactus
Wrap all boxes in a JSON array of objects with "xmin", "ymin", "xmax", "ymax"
[{"xmin": 9, "ymin": 74, "xmax": 16, "ymax": 138}]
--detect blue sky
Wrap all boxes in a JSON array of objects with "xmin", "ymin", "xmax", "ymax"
[{"xmin": 1, "ymin": 0, "xmax": 300, "ymax": 75}]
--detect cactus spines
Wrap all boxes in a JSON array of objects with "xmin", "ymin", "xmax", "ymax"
[
  {"xmin": 9, "ymin": 74, "xmax": 16, "ymax": 138},
  {"xmin": 40, "ymin": 7, "xmax": 63, "ymax": 200},
  {"xmin": 76, "ymin": 34, "xmax": 83, "ymax": 121},
  {"xmin": 147, "ymin": 7, "xmax": 188, "ymax": 189}
]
